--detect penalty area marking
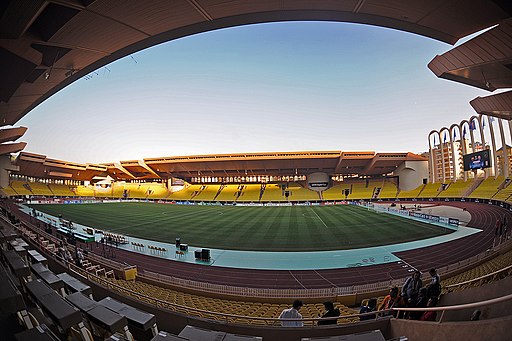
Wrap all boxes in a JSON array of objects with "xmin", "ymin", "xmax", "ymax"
[{"xmin": 310, "ymin": 207, "xmax": 328, "ymax": 228}]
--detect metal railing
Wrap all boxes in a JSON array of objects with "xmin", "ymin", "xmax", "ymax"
[
  {"xmin": 444, "ymin": 264, "xmax": 512, "ymax": 292},
  {"xmin": 138, "ymin": 245, "xmax": 506, "ymax": 299},
  {"xmin": 392, "ymin": 292, "xmax": 512, "ymax": 323}
]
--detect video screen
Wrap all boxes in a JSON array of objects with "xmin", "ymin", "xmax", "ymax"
[{"xmin": 463, "ymin": 150, "xmax": 491, "ymax": 171}]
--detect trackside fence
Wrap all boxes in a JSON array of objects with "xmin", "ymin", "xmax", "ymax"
[
  {"xmin": 138, "ymin": 242, "xmax": 507, "ymax": 299},
  {"xmin": 137, "ymin": 240, "xmax": 512, "ymax": 298}
]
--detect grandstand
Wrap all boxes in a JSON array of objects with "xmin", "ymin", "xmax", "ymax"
[
  {"xmin": 214, "ymin": 184, "xmax": 243, "ymax": 202},
  {"xmin": 238, "ymin": 184, "xmax": 264, "ymax": 202},
  {"xmin": 468, "ymin": 176, "xmax": 505, "ymax": 200},
  {"xmin": 396, "ymin": 184, "xmax": 424, "ymax": 199},
  {"xmin": 257, "ymin": 184, "xmax": 282, "ymax": 201},
  {"xmin": 437, "ymin": 180, "xmax": 473, "ymax": 198},
  {"xmin": 48, "ymin": 183, "xmax": 75, "ymax": 197},
  {"xmin": 1, "ymin": 1, "xmax": 512, "ymax": 340},
  {"xmin": 492, "ymin": 179, "xmax": 512, "ymax": 202},
  {"xmin": 9, "ymin": 180, "xmax": 34, "ymax": 196},
  {"xmin": 73, "ymin": 184, "xmax": 95, "ymax": 197},
  {"xmin": 7, "ymin": 175, "xmax": 512, "ymax": 205},
  {"xmin": 417, "ymin": 182, "xmax": 442, "ymax": 198},
  {"xmin": 376, "ymin": 179, "xmax": 399, "ymax": 199},
  {"xmin": 167, "ymin": 183, "xmax": 199, "ymax": 201}
]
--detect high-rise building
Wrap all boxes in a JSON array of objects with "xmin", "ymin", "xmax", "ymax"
[
  {"xmin": 429, "ymin": 139, "xmax": 472, "ymax": 183},
  {"xmin": 496, "ymin": 145, "xmax": 512, "ymax": 177}
]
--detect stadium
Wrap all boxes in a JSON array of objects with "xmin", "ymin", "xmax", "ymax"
[{"xmin": 1, "ymin": 1, "xmax": 512, "ymax": 341}]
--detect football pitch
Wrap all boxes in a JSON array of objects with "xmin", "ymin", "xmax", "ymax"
[{"xmin": 30, "ymin": 203, "xmax": 451, "ymax": 251}]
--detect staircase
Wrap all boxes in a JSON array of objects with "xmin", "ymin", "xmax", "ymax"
[{"xmin": 464, "ymin": 177, "xmax": 485, "ymax": 197}]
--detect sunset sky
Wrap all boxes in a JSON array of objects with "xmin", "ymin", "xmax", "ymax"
[{"xmin": 18, "ymin": 21, "xmax": 492, "ymax": 164}]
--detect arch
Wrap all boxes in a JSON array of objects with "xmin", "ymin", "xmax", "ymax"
[
  {"xmin": 459, "ymin": 120, "xmax": 471, "ymax": 181},
  {"xmin": 480, "ymin": 114, "xmax": 499, "ymax": 178},
  {"xmin": 469, "ymin": 115, "xmax": 484, "ymax": 150},
  {"xmin": 498, "ymin": 119, "xmax": 511, "ymax": 178}
]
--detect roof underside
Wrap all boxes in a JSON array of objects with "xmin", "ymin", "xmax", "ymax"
[
  {"xmin": 12, "ymin": 151, "xmax": 427, "ymax": 181},
  {"xmin": 428, "ymin": 16, "xmax": 512, "ymax": 119},
  {"xmin": 1, "ymin": 0, "xmax": 511, "ymax": 127}
]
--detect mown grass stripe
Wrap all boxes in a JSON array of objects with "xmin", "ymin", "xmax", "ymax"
[{"xmin": 30, "ymin": 203, "xmax": 450, "ymax": 252}]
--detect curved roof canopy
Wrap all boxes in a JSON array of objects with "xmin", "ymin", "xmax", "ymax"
[
  {"xmin": 1, "ymin": 0, "xmax": 510, "ymax": 127},
  {"xmin": 428, "ymin": 16, "xmax": 512, "ymax": 119},
  {"xmin": 428, "ymin": 18, "xmax": 512, "ymax": 92},
  {"xmin": 14, "ymin": 150, "xmax": 426, "ymax": 181}
]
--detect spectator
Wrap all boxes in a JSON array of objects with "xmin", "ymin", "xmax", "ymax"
[
  {"xmin": 378, "ymin": 287, "xmax": 403, "ymax": 317},
  {"xmin": 279, "ymin": 300, "xmax": 303, "ymax": 327},
  {"xmin": 494, "ymin": 219, "xmax": 502, "ymax": 247},
  {"xmin": 402, "ymin": 271, "xmax": 422, "ymax": 306},
  {"xmin": 359, "ymin": 298, "xmax": 377, "ymax": 321},
  {"xmin": 57, "ymin": 242, "xmax": 67, "ymax": 262},
  {"xmin": 318, "ymin": 301, "xmax": 340, "ymax": 325},
  {"xmin": 75, "ymin": 248, "xmax": 84, "ymax": 267},
  {"xmin": 504, "ymin": 215, "xmax": 510, "ymax": 240},
  {"xmin": 426, "ymin": 268, "xmax": 441, "ymax": 298},
  {"xmin": 410, "ymin": 288, "xmax": 428, "ymax": 320},
  {"xmin": 420, "ymin": 297, "xmax": 438, "ymax": 321}
]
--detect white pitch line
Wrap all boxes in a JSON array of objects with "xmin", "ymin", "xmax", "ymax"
[{"xmin": 310, "ymin": 207, "xmax": 328, "ymax": 228}]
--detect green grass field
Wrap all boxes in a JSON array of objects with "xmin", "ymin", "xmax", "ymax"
[{"xmin": 30, "ymin": 203, "xmax": 451, "ymax": 251}]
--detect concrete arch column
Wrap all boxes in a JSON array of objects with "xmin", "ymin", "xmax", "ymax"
[
  {"xmin": 450, "ymin": 124, "xmax": 461, "ymax": 181},
  {"xmin": 497, "ymin": 118, "xmax": 509, "ymax": 178},
  {"xmin": 428, "ymin": 130, "xmax": 440, "ymax": 183},
  {"xmin": 468, "ymin": 116, "xmax": 480, "ymax": 153},
  {"xmin": 459, "ymin": 120, "xmax": 470, "ymax": 181},
  {"xmin": 480, "ymin": 114, "xmax": 499, "ymax": 178},
  {"xmin": 440, "ymin": 127, "xmax": 451, "ymax": 183},
  {"xmin": 469, "ymin": 116, "xmax": 485, "ymax": 178}
]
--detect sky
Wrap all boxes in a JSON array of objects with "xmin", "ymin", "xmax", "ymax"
[{"xmin": 18, "ymin": 21, "xmax": 493, "ymax": 164}]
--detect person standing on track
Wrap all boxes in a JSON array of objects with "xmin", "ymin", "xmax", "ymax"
[
  {"xmin": 494, "ymin": 218, "xmax": 502, "ymax": 247},
  {"xmin": 502, "ymin": 215, "xmax": 509, "ymax": 241}
]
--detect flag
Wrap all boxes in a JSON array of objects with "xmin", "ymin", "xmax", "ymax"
[
  {"xmin": 482, "ymin": 119, "xmax": 486, "ymax": 129},
  {"xmin": 434, "ymin": 134, "xmax": 438, "ymax": 145},
  {"xmin": 453, "ymin": 129, "xmax": 457, "ymax": 139},
  {"xmin": 489, "ymin": 116, "xmax": 495, "ymax": 123},
  {"xmin": 469, "ymin": 121, "xmax": 476, "ymax": 130},
  {"xmin": 443, "ymin": 132, "xmax": 448, "ymax": 143},
  {"xmin": 462, "ymin": 125, "xmax": 467, "ymax": 138}
]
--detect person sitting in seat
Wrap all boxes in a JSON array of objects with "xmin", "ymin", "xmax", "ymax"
[
  {"xmin": 279, "ymin": 300, "xmax": 303, "ymax": 327},
  {"xmin": 378, "ymin": 287, "xmax": 403, "ymax": 317},
  {"xmin": 318, "ymin": 301, "xmax": 340, "ymax": 325},
  {"xmin": 359, "ymin": 298, "xmax": 377, "ymax": 321},
  {"xmin": 410, "ymin": 287, "xmax": 429, "ymax": 320},
  {"xmin": 420, "ymin": 296, "xmax": 438, "ymax": 321}
]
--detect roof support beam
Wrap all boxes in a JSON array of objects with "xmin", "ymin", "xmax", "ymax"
[
  {"xmin": 137, "ymin": 160, "xmax": 160, "ymax": 179},
  {"xmin": 113, "ymin": 162, "xmax": 136, "ymax": 179}
]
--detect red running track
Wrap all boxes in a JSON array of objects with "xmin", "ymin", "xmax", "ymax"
[{"xmin": 9, "ymin": 201, "xmax": 510, "ymax": 289}]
